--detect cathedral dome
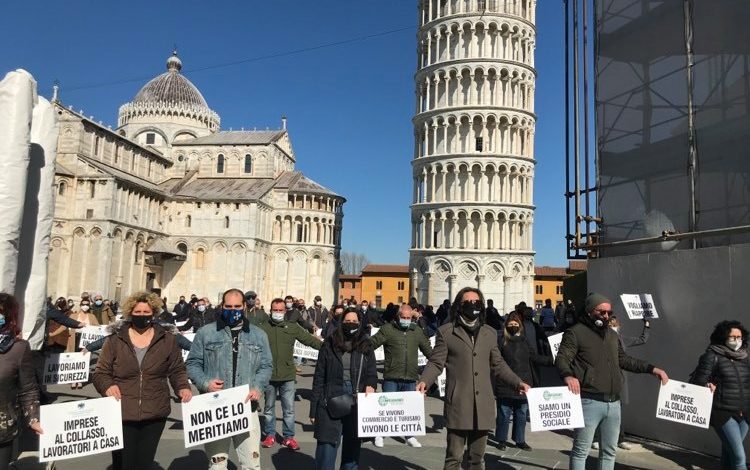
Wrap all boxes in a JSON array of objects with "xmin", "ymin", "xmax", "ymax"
[
  {"xmin": 132, "ymin": 51, "xmax": 209, "ymax": 110},
  {"xmin": 117, "ymin": 51, "xmax": 220, "ymax": 133}
]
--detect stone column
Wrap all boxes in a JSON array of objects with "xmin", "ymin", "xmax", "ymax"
[
  {"xmin": 503, "ymin": 276, "xmax": 512, "ymax": 314},
  {"xmin": 411, "ymin": 269, "xmax": 419, "ymax": 299},
  {"xmin": 448, "ymin": 274, "xmax": 457, "ymax": 302},
  {"xmin": 476, "ymin": 274, "xmax": 485, "ymax": 291}
]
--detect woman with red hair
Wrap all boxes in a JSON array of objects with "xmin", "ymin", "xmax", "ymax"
[{"xmin": 0, "ymin": 293, "xmax": 43, "ymax": 470}]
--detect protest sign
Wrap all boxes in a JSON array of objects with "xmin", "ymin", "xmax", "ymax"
[
  {"xmin": 43, "ymin": 352, "xmax": 90, "ymax": 385},
  {"xmin": 182, "ymin": 385, "xmax": 252, "ymax": 447},
  {"xmin": 175, "ymin": 319, "xmax": 189, "ymax": 329},
  {"xmin": 437, "ymin": 369, "xmax": 447, "ymax": 397},
  {"xmin": 548, "ymin": 332, "xmax": 564, "ymax": 361},
  {"xmin": 39, "ymin": 397, "xmax": 123, "ymax": 462},
  {"xmin": 293, "ymin": 340, "xmax": 319, "ymax": 360},
  {"xmin": 417, "ymin": 337, "xmax": 435, "ymax": 367},
  {"xmin": 370, "ymin": 327, "xmax": 385, "ymax": 361},
  {"xmin": 526, "ymin": 386, "xmax": 585, "ymax": 432},
  {"xmin": 655, "ymin": 380, "xmax": 712, "ymax": 429},
  {"xmin": 181, "ymin": 333, "xmax": 196, "ymax": 362},
  {"xmin": 620, "ymin": 294, "xmax": 659, "ymax": 319},
  {"xmin": 357, "ymin": 391, "xmax": 426, "ymax": 438},
  {"xmin": 77, "ymin": 325, "xmax": 108, "ymax": 349}
]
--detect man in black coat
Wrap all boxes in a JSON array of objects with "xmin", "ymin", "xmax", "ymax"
[{"xmin": 172, "ymin": 295, "xmax": 190, "ymax": 321}]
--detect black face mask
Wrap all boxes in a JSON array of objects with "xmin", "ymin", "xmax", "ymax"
[
  {"xmin": 507, "ymin": 326, "xmax": 520, "ymax": 336},
  {"xmin": 343, "ymin": 323, "xmax": 359, "ymax": 337},
  {"xmin": 131, "ymin": 315, "xmax": 153, "ymax": 330},
  {"xmin": 461, "ymin": 300, "xmax": 482, "ymax": 320}
]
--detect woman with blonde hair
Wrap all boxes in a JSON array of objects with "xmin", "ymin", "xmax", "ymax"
[
  {"xmin": 93, "ymin": 291, "xmax": 191, "ymax": 470},
  {"xmin": 61, "ymin": 298, "xmax": 100, "ymax": 389}
]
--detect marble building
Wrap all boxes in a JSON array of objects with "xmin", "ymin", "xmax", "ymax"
[
  {"xmin": 49, "ymin": 52, "xmax": 344, "ymax": 304},
  {"xmin": 409, "ymin": 0, "xmax": 537, "ymax": 312}
]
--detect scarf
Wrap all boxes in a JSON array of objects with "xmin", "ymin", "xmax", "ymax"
[
  {"xmin": 458, "ymin": 315, "xmax": 480, "ymax": 333},
  {"xmin": 710, "ymin": 344, "xmax": 749, "ymax": 361},
  {"xmin": 0, "ymin": 333, "xmax": 15, "ymax": 353}
]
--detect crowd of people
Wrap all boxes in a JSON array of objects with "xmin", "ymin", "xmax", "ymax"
[{"xmin": 0, "ymin": 288, "xmax": 748, "ymax": 470}]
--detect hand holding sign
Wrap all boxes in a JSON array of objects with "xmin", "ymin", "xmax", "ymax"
[
  {"xmin": 652, "ymin": 367, "xmax": 669, "ymax": 385},
  {"xmin": 105, "ymin": 385, "xmax": 121, "ymax": 400},
  {"xmin": 208, "ymin": 379, "xmax": 224, "ymax": 392},
  {"xmin": 246, "ymin": 388, "xmax": 261, "ymax": 402},
  {"xmin": 179, "ymin": 389, "xmax": 192, "ymax": 403}
]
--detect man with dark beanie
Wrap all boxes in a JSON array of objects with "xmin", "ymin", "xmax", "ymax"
[{"xmin": 556, "ymin": 292, "xmax": 669, "ymax": 470}]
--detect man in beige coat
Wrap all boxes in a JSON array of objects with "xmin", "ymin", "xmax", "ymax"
[{"xmin": 418, "ymin": 287, "xmax": 530, "ymax": 470}]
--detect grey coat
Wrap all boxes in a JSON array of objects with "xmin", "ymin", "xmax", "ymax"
[{"xmin": 420, "ymin": 323, "xmax": 523, "ymax": 431}]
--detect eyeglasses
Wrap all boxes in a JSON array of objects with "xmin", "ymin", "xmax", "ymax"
[
  {"xmin": 594, "ymin": 309, "xmax": 613, "ymax": 315},
  {"xmin": 728, "ymin": 335, "xmax": 743, "ymax": 341}
]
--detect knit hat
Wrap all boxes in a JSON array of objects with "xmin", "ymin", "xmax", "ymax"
[{"xmin": 585, "ymin": 292, "xmax": 611, "ymax": 313}]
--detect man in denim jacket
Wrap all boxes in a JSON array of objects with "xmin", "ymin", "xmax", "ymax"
[{"xmin": 187, "ymin": 288, "xmax": 273, "ymax": 470}]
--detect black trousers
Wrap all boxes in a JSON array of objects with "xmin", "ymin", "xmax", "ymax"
[
  {"xmin": 111, "ymin": 418, "xmax": 166, "ymax": 470},
  {"xmin": 0, "ymin": 440, "xmax": 13, "ymax": 470}
]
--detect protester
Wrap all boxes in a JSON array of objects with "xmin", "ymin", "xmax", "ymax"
[
  {"xmin": 178, "ymin": 297, "xmax": 215, "ymax": 333},
  {"xmin": 417, "ymin": 287, "xmax": 529, "ymax": 470},
  {"xmin": 555, "ymin": 292, "xmax": 668, "ymax": 470},
  {"xmin": 436, "ymin": 299, "xmax": 451, "ymax": 326},
  {"xmin": 245, "ymin": 291, "xmax": 269, "ymax": 326},
  {"xmin": 310, "ymin": 308, "xmax": 377, "ymax": 470},
  {"xmin": 186, "ymin": 288, "xmax": 273, "ymax": 470},
  {"xmin": 92, "ymin": 293, "xmax": 116, "ymax": 324},
  {"xmin": 360, "ymin": 299, "xmax": 383, "ymax": 329},
  {"xmin": 86, "ymin": 318, "xmax": 194, "ymax": 353},
  {"xmin": 259, "ymin": 298, "xmax": 323, "ymax": 450},
  {"xmin": 370, "ymin": 304, "xmax": 433, "ymax": 448},
  {"xmin": 539, "ymin": 299, "xmax": 557, "ymax": 333},
  {"xmin": 308, "ymin": 295, "xmax": 329, "ymax": 332},
  {"xmin": 173, "ymin": 295, "xmax": 190, "ymax": 321},
  {"xmin": 93, "ymin": 291, "xmax": 192, "ymax": 470},
  {"xmin": 592, "ymin": 315, "xmax": 651, "ymax": 451},
  {"xmin": 690, "ymin": 320, "xmax": 750, "ymax": 470},
  {"xmin": 64, "ymin": 298, "xmax": 100, "ymax": 389},
  {"xmin": 494, "ymin": 312, "xmax": 552, "ymax": 451},
  {"xmin": 485, "ymin": 299, "xmax": 504, "ymax": 330},
  {"xmin": 322, "ymin": 305, "xmax": 345, "ymax": 339},
  {"xmin": 0, "ymin": 293, "xmax": 43, "ymax": 470},
  {"xmin": 521, "ymin": 305, "xmax": 546, "ymax": 355}
]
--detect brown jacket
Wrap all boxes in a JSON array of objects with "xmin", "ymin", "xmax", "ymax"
[
  {"xmin": 420, "ymin": 322, "xmax": 522, "ymax": 430},
  {"xmin": 65, "ymin": 311, "xmax": 99, "ymax": 352},
  {"xmin": 93, "ymin": 322, "xmax": 189, "ymax": 422}
]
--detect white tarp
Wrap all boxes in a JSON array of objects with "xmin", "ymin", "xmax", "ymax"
[{"xmin": 0, "ymin": 70, "xmax": 34, "ymax": 294}]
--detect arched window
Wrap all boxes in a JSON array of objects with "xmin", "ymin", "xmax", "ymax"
[
  {"xmin": 185, "ymin": 215, "xmax": 191, "ymax": 228},
  {"xmin": 196, "ymin": 248, "xmax": 205, "ymax": 269},
  {"xmin": 224, "ymin": 216, "xmax": 230, "ymax": 228},
  {"xmin": 244, "ymin": 155, "xmax": 252, "ymax": 174},
  {"xmin": 217, "ymin": 154, "xmax": 225, "ymax": 174},
  {"xmin": 134, "ymin": 240, "xmax": 142, "ymax": 263},
  {"xmin": 57, "ymin": 181, "xmax": 66, "ymax": 196}
]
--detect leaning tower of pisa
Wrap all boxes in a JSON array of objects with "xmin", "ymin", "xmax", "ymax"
[{"xmin": 409, "ymin": 0, "xmax": 536, "ymax": 312}]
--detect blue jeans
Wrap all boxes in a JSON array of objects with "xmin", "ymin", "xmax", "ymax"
[
  {"xmin": 570, "ymin": 398, "xmax": 621, "ymax": 470},
  {"xmin": 495, "ymin": 397, "xmax": 528, "ymax": 444},
  {"xmin": 263, "ymin": 380, "xmax": 296, "ymax": 438},
  {"xmin": 315, "ymin": 381, "xmax": 361, "ymax": 470},
  {"xmin": 715, "ymin": 417, "xmax": 748, "ymax": 470}
]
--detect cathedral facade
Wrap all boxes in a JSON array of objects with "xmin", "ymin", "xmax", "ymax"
[
  {"xmin": 49, "ymin": 52, "xmax": 344, "ymax": 304},
  {"xmin": 409, "ymin": 0, "xmax": 537, "ymax": 312}
]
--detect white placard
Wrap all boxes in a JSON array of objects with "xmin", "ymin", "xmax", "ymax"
[
  {"xmin": 293, "ymin": 340, "xmax": 319, "ymax": 360},
  {"xmin": 548, "ymin": 332, "xmax": 564, "ymax": 361},
  {"xmin": 370, "ymin": 327, "xmax": 385, "ymax": 361},
  {"xmin": 437, "ymin": 369, "xmax": 447, "ymax": 397},
  {"xmin": 620, "ymin": 294, "xmax": 659, "ymax": 319},
  {"xmin": 77, "ymin": 325, "xmax": 108, "ymax": 349},
  {"xmin": 655, "ymin": 380, "xmax": 712, "ymax": 429},
  {"xmin": 182, "ymin": 385, "xmax": 252, "ymax": 447},
  {"xmin": 43, "ymin": 352, "xmax": 90, "ymax": 385},
  {"xmin": 181, "ymin": 333, "xmax": 196, "ymax": 362},
  {"xmin": 175, "ymin": 320, "xmax": 189, "ymax": 328},
  {"xmin": 417, "ymin": 336, "xmax": 436, "ymax": 367},
  {"xmin": 39, "ymin": 397, "xmax": 123, "ymax": 462},
  {"xmin": 357, "ymin": 391, "xmax": 426, "ymax": 438},
  {"xmin": 526, "ymin": 386, "xmax": 585, "ymax": 432}
]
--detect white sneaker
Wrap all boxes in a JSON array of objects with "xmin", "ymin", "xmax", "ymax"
[
  {"xmin": 618, "ymin": 441, "xmax": 633, "ymax": 450},
  {"xmin": 591, "ymin": 442, "xmax": 600, "ymax": 450},
  {"xmin": 406, "ymin": 437, "xmax": 422, "ymax": 448},
  {"xmin": 374, "ymin": 436, "xmax": 384, "ymax": 448}
]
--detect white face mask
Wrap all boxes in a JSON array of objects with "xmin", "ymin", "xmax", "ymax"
[
  {"xmin": 727, "ymin": 339, "xmax": 743, "ymax": 351},
  {"xmin": 197, "ymin": 305, "xmax": 206, "ymax": 312},
  {"xmin": 272, "ymin": 312, "xmax": 285, "ymax": 322},
  {"xmin": 362, "ymin": 306, "xmax": 368, "ymax": 312},
  {"xmin": 315, "ymin": 301, "xmax": 322, "ymax": 307},
  {"xmin": 81, "ymin": 305, "xmax": 90, "ymax": 312},
  {"xmin": 285, "ymin": 302, "xmax": 293, "ymax": 309}
]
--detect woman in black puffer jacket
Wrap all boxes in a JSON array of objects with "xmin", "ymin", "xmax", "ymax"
[
  {"xmin": 691, "ymin": 320, "xmax": 750, "ymax": 470},
  {"xmin": 494, "ymin": 312, "xmax": 551, "ymax": 451}
]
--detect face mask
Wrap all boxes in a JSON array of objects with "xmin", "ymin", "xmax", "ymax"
[
  {"xmin": 221, "ymin": 308, "xmax": 244, "ymax": 327},
  {"xmin": 271, "ymin": 312, "xmax": 285, "ymax": 323},
  {"xmin": 81, "ymin": 305, "xmax": 90, "ymax": 312},
  {"xmin": 131, "ymin": 315, "xmax": 152, "ymax": 329},
  {"xmin": 343, "ymin": 323, "xmax": 359, "ymax": 337},
  {"xmin": 0, "ymin": 314, "xmax": 5, "ymax": 328},
  {"xmin": 507, "ymin": 326, "xmax": 520, "ymax": 336},
  {"xmin": 362, "ymin": 306, "xmax": 368, "ymax": 312},
  {"xmin": 399, "ymin": 319, "xmax": 412, "ymax": 329},
  {"xmin": 315, "ymin": 301, "xmax": 322, "ymax": 307},
  {"xmin": 180, "ymin": 300, "xmax": 185, "ymax": 304},
  {"xmin": 285, "ymin": 302, "xmax": 293, "ymax": 310},
  {"xmin": 727, "ymin": 339, "xmax": 743, "ymax": 351},
  {"xmin": 95, "ymin": 300, "xmax": 103, "ymax": 306},
  {"xmin": 461, "ymin": 301, "xmax": 481, "ymax": 320},
  {"xmin": 197, "ymin": 305, "xmax": 206, "ymax": 312}
]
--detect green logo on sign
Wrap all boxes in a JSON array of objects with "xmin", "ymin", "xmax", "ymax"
[
  {"xmin": 543, "ymin": 390, "xmax": 563, "ymax": 401},
  {"xmin": 378, "ymin": 396, "xmax": 405, "ymax": 406}
]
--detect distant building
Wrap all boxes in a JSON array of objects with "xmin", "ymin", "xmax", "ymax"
[
  {"xmin": 360, "ymin": 265, "xmax": 410, "ymax": 308},
  {"xmin": 338, "ymin": 274, "xmax": 362, "ymax": 305},
  {"xmin": 533, "ymin": 261, "xmax": 587, "ymax": 309}
]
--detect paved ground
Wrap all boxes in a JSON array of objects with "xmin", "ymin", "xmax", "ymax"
[{"xmin": 15, "ymin": 364, "xmax": 721, "ymax": 470}]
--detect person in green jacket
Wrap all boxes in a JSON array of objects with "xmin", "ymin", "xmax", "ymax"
[
  {"xmin": 259, "ymin": 297, "xmax": 323, "ymax": 451},
  {"xmin": 369, "ymin": 303, "xmax": 433, "ymax": 448}
]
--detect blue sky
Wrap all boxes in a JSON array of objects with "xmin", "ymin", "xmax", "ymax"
[{"xmin": 1, "ymin": 0, "xmax": 568, "ymax": 267}]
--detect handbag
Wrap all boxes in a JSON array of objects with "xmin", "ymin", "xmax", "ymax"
[{"xmin": 325, "ymin": 354, "xmax": 364, "ymax": 419}]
